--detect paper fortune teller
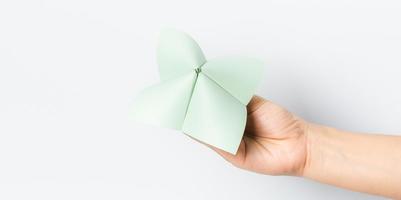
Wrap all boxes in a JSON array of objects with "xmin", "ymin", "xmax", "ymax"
[{"xmin": 131, "ymin": 29, "xmax": 264, "ymax": 154}]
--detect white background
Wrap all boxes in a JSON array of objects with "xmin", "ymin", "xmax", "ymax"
[{"xmin": 0, "ymin": 0, "xmax": 400, "ymax": 199}]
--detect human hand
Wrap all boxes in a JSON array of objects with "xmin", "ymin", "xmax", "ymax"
[
  {"xmin": 209, "ymin": 96, "xmax": 309, "ymax": 176},
  {"xmin": 204, "ymin": 95, "xmax": 401, "ymax": 198}
]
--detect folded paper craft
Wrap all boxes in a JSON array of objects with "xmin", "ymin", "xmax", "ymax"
[{"xmin": 131, "ymin": 29, "xmax": 264, "ymax": 154}]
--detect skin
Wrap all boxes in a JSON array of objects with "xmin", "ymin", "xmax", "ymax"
[{"xmin": 207, "ymin": 96, "xmax": 401, "ymax": 199}]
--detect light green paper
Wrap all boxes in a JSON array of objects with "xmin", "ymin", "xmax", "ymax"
[
  {"xmin": 182, "ymin": 73, "xmax": 247, "ymax": 153},
  {"xmin": 131, "ymin": 29, "xmax": 264, "ymax": 154},
  {"xmin": 157, "ymin": 29, "xmax": 206, "ymax": 81},
  {"xmin": 202, "ymin": 57, "xmax": 264, "ymax": 105},
  {"xmin": 130, "ymin": 72, "xmax": 197, "ymax": 130}
]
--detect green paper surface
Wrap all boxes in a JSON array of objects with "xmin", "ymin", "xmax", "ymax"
[
  {"xmin": 157, "ymin": 29, "xmax": 206, "ymax": 81},
  {"xmin": 202, "ymin": 57, "xmax": 264, "ymax": 105},
  {"xmin": 131, "ymin": 29, "xmax": 264, "ymax": 154},
  {"xmin": 182, "ymin": 73, "xmax": 246, "ymax": 153},
  {"xmin": 130, "ymin": 72, "xmax": 196, "ymax": 130}
]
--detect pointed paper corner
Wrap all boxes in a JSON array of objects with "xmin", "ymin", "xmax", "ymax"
[{"xmin": 224, "ymin": 142, "xmax": 241, "ymax": 155}]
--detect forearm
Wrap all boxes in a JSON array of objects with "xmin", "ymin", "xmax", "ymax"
[{"xmin": 303, "ymin": 123, "xmax": 401, "ymax": 198}]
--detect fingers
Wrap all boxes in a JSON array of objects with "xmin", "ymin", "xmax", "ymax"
[
  {"xmin": 246, "ymin": 96, "xmax": 269, "ymax": 133},
  {"xmin": 247, "ymin": 95, "xmax": 267, "ymax": 114}
]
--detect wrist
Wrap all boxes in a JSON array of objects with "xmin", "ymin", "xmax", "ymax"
[
  {"xmin": 299, "ymin": 122, "xmax": 401, "ymax": 198},
  {"xmin": 301, "ymin": 122, "xmax": 332, "ymax": 178}
]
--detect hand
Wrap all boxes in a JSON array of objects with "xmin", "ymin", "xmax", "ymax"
[
  {"xmin": 206, "ymin": 96, "xmax": 401, "ymax": 198},
  {"xmin": 209, "ymin": 96, "xmax": 309, "ymax": 176}
]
